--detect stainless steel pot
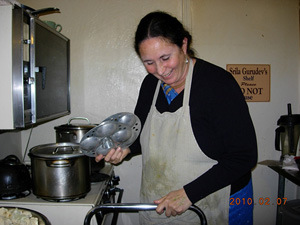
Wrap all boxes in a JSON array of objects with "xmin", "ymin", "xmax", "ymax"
[
  {"xmin": 28, "ymin": 143, "xmax": 90, "ymax": 201},
  {"xmin": 54, "ymin": 117, "xmax": 97, "ymax": 143}
]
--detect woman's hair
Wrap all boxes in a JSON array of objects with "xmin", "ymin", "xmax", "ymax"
[{"xmin": 134, "ymin": 11, "xmax": 195, "ymax": 57}]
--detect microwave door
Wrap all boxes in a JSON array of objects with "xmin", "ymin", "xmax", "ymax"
[{"xmin": 33, "ymin": 20, "xmax": 70, "ymax": 124}]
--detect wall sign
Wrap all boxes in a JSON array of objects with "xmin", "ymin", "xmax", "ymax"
[{"xmin": 226, "ymin": 64, "xmax": 270, "ymax": 102}]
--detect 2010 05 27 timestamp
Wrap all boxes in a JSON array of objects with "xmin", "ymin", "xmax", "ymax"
[{"xmin": 229, "ymin": 197, "xmax": 287, "ymax": 206}]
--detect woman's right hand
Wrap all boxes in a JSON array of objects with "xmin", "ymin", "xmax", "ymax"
[{"xmin": 95, "ymin": 147, "xmax": 130, "ymax": 165}]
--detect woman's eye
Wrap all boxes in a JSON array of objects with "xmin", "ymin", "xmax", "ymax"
[
  {"xmin": 146, "ymin": 61, "xmax": 153, "ymax": 65},
  {"xmin": 162, "ymin": 56, "xmax": 169, "ymax": 61}
]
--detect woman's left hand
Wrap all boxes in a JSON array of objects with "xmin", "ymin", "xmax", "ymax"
[{"xmin": 154, "ymin": 188, "xmax": 192, "ymax": 217}]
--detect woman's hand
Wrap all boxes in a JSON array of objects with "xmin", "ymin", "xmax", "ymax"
[
  {"xmin": 154, "ymin": 188, "xmax": 192, "ymax": 217},
  {"xmin": 95, "ymin": 147, "xmax": 130, "ymax": 165}
]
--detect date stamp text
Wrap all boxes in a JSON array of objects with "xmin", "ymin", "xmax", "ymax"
[{"xmin": 229, "ymin": 197, "xmax": 287, "ymax": 206}]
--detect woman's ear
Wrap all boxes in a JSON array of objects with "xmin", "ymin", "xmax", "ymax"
[{"xmin": 181, "ymin": 37, "xmax": 188, "ymax": 54}]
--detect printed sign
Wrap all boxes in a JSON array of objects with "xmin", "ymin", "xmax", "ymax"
[{"xmin": 226, "ymin": 64, "xmax": 270, "ymax": 102}]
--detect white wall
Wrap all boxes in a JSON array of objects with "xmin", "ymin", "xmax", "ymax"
[
  {"xmin": 1, "ymin": 0, "xmax": 299, "ymax": 225},
  {"xmin": 190, "ymin": 1, "xmax": 300, "ymax": 224}
]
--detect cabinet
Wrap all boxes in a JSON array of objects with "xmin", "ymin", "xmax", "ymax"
[{"xmin": 0, "ymin": 5, "xmax": 70, "ymax": 130}]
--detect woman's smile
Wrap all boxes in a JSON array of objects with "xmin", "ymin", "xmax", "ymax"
[{"xmin": 162, "ymin": 69, "xmax": 173, "ymax": 78}]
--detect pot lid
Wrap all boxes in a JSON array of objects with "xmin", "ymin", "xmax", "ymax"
[
  {"xmin": 29, "ymin": 143, "xmax": 84, "ymax": 159},
  {"xmin": 277, "ymin": 104, "xmax": 300, "ymax": 126},
  {"xmin": 54, "ymin": 117, "xmax": 97, "ymax": 131},
  {"xmin": 277, "ymin": 115, "xmax": 300, "ymax": 126}
]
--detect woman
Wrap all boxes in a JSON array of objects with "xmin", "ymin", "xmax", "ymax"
[{"xmin": 96, "ymin": 11, "xmax": 257, "ymax": 225}]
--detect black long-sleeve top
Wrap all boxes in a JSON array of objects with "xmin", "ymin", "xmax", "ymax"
[{"xmin": 129, "ymin": 58, "xmax": 258, "ymax": 204}]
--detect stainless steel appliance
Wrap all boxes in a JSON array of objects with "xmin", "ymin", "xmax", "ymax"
[
  {"xmin": 0, "ymin": 163, "xmax": 121, "ymax": 225},
  {"xmin": 0, "ymin": 4, "xmax": 70, "ymax": 129},
  {"xmin": 28, "ymin": 143, "xmax": 91, "ymax": 201},
  {"xmin": 275, "ymin": 104, "xmax": 300, "ymax": 157}
]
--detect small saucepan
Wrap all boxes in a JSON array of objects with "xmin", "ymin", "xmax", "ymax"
[{"xmin": 55, "ymin": 117, "xmax": 97, "ymax": 143}]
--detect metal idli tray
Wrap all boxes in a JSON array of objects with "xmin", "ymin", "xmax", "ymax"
[{"xmin": 80, "ymin": 112, "xmax": 141, "ymax": 156}]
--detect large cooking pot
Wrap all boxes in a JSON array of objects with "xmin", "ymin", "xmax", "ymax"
[
  {"xmin": 54, "ymin": 117, "xmax": 97, "ymax": 143},
  {"xmin": 28, "ymin": 143, "xmax": 90, "ymax": 201},
  {"xmin": 0, "ymin": 155, "xmax": 31, "ymax": 198}
]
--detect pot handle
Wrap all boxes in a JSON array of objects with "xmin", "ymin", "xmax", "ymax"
[
  {"xmin": 3, "ymin": 155, "xmax": 22, "ymax": 166},
  {"xmin": 53, "ymin": 146, "xmax": 76, "ymax": 154},
  {"xmin": 47, "ymin": 160, "xmax": 73, "ymax": 168},
  {"xmin": 21, "ymin": 5, "xmax": 60, "ymax": 17},
  {"xmin": 68, "ymin": 117, "xmax": 91, "ymax": 125},
  {"xmin": 275, "ymin": 126, "xmax": 285, "ymax": 151}
]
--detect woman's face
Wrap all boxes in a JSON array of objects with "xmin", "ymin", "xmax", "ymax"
[{"xmin": 139, "ymin": 37, "xmax": 188, "ymax": 87}]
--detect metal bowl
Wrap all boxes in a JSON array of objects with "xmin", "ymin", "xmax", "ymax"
[
  {"xmin": 0, "ymin": 206, "xmax": 51, "ymax": 225},
  {"xmin": 94, "ymin": 122, "xmax": 118, "ymax": 137},
  {"xmin": 111, "ymin": 126, "xmax": 132, "ymax": 143},
  {"xmin": 80, "ymin": 137, "xmax": 101, "ymax": 153},
  {"xmin": 120, "ymin": 113, "xmax": 136, "ymax": 123}
]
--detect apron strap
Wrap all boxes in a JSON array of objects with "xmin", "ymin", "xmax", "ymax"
[
  {"xmin": 152, "ymin": 80, "xmax": 161, "ymax": 106},
  {"xmin": 182, "ymin": 59, "xmax": 194, "ymax": 107}
]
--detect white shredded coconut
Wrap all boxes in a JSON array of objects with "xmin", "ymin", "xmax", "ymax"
[{"xmin": 0, "ymin": 208, "xmax": 38, "ymax": 225}]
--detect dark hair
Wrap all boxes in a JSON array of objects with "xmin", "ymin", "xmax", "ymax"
[{"xmin": 134, "ymin": 11, "xmax": 195, "ymax": 57}]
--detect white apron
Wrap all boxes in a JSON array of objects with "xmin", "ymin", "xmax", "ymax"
[{"xmin": 139, "ymin": 60, "xmax": 230, "ymax": 225}]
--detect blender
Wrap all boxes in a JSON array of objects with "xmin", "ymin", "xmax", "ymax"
[{"xmin": 275, "ymin": 104, "xmax": 300, "ymax": 158}]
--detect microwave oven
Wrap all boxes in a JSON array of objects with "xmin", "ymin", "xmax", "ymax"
[{"xmin": 0, "ymin": 5, "xmax": 70, "ymax": 129}]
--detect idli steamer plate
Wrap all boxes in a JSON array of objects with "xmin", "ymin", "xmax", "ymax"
[{"xmin": 80, "ymin": 112, "xmax": 141, "ymax": 156}]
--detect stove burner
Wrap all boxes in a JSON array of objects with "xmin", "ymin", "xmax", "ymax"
[
  {"xmin": 42, "ymin": 195, "xmax": 86, "ymax": 202},
  {"xmin": 90, "ymin": 172, "xmax": 110, "ymax": 183},
  {"xmin": 0, "ymin": 190, "xmax": 31, "ymax": 200}
]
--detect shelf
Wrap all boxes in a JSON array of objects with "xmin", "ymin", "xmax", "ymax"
[{"xmin": 259, "ymin": 160, "xmax": 300, "ymax": 186}]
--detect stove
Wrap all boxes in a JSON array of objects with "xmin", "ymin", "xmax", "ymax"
[
  {"xmin": 0, "ymin": 190, "xmax": 31, "ymax": 200},
  {"xmin": 0, "ymin": 163, "xmax": 121, "ymax": 225}
]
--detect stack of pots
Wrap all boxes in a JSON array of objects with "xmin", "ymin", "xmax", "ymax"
[
  {"xmin": 28, "ymin": 117, "xmax": 99, "ymax": 201},
  {"xmin": 54, "ymin": 117, "xmax": 104, "ymax": 171}
]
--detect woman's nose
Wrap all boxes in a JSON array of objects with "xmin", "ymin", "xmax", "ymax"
[{"xmin": 157, "ymin": 63, "xmax": 165, "ymax": 75}]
